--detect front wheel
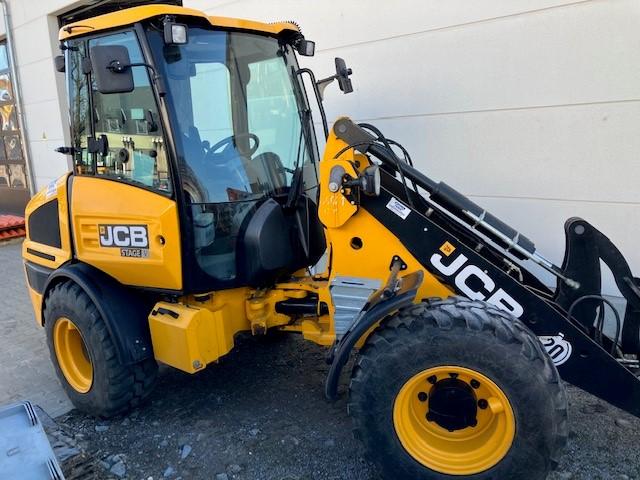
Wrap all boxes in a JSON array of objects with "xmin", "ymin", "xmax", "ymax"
[{"xmin": 348, "ymin": 297, "xmax": 567, "ymax": 480}]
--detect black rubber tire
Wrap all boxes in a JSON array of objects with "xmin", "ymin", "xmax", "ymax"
[
  {"xmin": 44, "ymin": 281, "xmax": 158, "ymax": 418},
  {"xmin": 349, "ymin": 296, "xmax": 568, "ymax": 480}
]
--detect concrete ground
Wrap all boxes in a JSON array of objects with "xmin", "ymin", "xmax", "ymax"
[
  {"xmin": 1, "ymin": 239, "xmax": 640, "ymax": 479},
  {"xmin": 0, "ymin": 240, "xmax": 72, "ymax": 417}
]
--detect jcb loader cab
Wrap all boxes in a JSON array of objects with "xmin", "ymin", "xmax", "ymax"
[{"xmin": 22, "ymin": 5, "xmax": 640, "ymax": 479}]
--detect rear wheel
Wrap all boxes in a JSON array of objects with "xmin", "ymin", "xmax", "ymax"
[
  {"xmin": 44, "ymin": 281, "xmax": 158, "ymax": 418},
  {"xmin": 349, "ymin": 297, "xmax": 567, "ymax": 480}
]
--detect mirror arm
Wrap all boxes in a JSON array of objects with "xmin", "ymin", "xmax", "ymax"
[
  {"xmin": 107, "ymin": 61, "xmax": 167, "ymax": 96},
  {"xmin": 296, "ymin": 67, "xmax": 329, "ymax": 139},
  {"xmin": 316, "ymin": 76, "xmax": 337, "ymax": 101}
]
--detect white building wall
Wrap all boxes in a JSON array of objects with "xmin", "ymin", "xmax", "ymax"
[{"xmin": 5, "ymin": 0, "xmax": 640, "ymax": 293}]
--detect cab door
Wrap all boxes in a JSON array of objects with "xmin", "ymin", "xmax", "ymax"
[{"xmin": 67, "ymin": 30, "xmax": 182, "ymax": 291}]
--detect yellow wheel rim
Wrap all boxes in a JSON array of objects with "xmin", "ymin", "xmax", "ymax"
[
  {"xmin": 393, "ymin": 365, "xmax": 515, "ymax": 476},
  {"xmin": 53, "ymin": 317, "xmax": 93, "ymax": 393}
]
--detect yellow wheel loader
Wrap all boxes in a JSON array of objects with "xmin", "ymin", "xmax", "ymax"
[{"xmin": 22, "ymin": 5, "xmax": 640, "ymax": 479}]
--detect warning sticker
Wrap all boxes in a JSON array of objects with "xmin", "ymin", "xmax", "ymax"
[
  {"xmin": 386, "ymin": 197, "xmax": 411, "ymax": 220},
  {"xmin": 439, "ymin": 241, "xmax": 456, "ymax": 257}
]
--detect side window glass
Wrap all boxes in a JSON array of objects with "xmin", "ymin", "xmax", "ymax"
[
  {"xmin": 68, "ymin": 41, "xmax": 92, "ymax": 174},
  {"xmin": 88, "ymin": 31, "xmax": 171, "ymax": 193}
]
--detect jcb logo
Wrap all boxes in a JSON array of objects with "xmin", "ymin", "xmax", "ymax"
[
  {"xmin": 99, "ymin": 225, "xmax": 149, "ymax": 248},
  {"xmin": 430, "ymin": 247, "xmax": 524, "ymax": 318}
]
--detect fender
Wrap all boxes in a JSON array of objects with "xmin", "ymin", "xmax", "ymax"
[
  {"xmin": 43, "ymin": 262, "xmax": 155, "ymax": 365},
  {"xmin": 325, "ymin": 271, "xmax": 423, "ymax": 401}
]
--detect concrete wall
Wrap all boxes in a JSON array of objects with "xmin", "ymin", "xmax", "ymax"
[{"xmin": 5, "ymin": 0, "xmax": 640, "ymax": 293}]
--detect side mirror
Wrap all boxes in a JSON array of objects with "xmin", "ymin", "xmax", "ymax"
[
  {"xmin": 334, "ymin": 57, "xmax": 353, "ymax": 94},
  {"xmin": 90, "ymin": 45, "xmax": 134, "ymax": 94},
  {"xmin": 296, "ymin": 39, "xmax": 315, "ymax": 57},
  {"xmin": 315, "ymin": 57, "xmax": 354, "ymax": 100},
  {"xmin": 54, "ymin": 55, "xmax": 65, "ymax": 73}
]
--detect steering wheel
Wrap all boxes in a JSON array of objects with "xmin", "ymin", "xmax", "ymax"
[{"xmin": 205, "ymin": 133, "xmax": 260, "ymax": 165}]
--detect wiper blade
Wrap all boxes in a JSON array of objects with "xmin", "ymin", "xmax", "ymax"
[{"xmin": 285, "ymin": 166, "xmax": 304, "ymax": 210}]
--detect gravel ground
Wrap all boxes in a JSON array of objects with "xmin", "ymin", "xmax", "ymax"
[{"xmin": 48, "ymin": 333, "xmax": 640, "ymax": 480}]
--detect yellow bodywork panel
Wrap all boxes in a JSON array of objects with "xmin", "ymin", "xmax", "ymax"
[
  {"xmin": 320, "ymin": 119, "xmax": 453, "ymax": 304},
  {"xmin": 326, "ymin": 207, "xmax": 453, "ymax": 305},
  {"xmin": 22, "ymin": 173, "xmax": 73, "ymax": 270},
  {"xmin": 317, "ymin": 156, "xmax": 358, "ymax": 228},
  {"xmin": 70, "ymin": 176, "xmax": 182, "ymax": 290},
  {"xmin": 149, "ymin": 286, "xmax": 330, "ymax": 373},
  {"xmin": 149, "ymin": 300, "xmax": 237, "ymax": 374},
  {"xmin": 59, "ymin": 4, "xmax": 300, "ymax": 41},
  {"xmin": 22, "ymin": 173, "xmax": 74, "ymax": 325}
]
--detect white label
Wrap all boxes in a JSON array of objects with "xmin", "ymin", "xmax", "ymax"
[
  {"xmin": 539, "ymin": 334, "xmax": 572, "ymax": 366},
  {"xmin": 45, "ymin": 181, "xmax": 57, "ymax": 198},
  {"xmin": 386, "ymin": 197, "xmax": 411, "ymax": 220},
  {"xmin": 99, "ymin": 225, "xmax": 149, "ymax": 248}
]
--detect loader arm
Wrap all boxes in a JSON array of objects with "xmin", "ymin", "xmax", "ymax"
[{"xmin": 328, "ymin": 118, "xmax": 640, "ymax": 418}]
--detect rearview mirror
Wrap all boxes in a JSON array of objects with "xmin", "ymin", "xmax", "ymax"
[
  {"xmin": 315, "ymin": 57, "xmax": 354, "ymax": 100},
  {"xmin": 334, "ymin": 57, "xmax": 353, "ymax": 94},
  {"xmin": 90, "ymin": 45, "xmax": 134, "ymax": 94}
]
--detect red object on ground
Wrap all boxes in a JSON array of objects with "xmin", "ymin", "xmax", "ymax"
[{"xmin": 0, "ymin": 215, "xmax": 26, "ymax": 240}]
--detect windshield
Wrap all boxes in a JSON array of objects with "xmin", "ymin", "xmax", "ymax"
[
  {"xmin": 147, "ymin": 27, "xmax": 318, "ymax": 204},
  {"xmin": 147, "ymin": 26, "xmax": 319, "ymax": 284}
]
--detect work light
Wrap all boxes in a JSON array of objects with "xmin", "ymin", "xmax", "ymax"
[{"xmin": 164, "ymin": 22, "xmax": 188, "ymax": 45}]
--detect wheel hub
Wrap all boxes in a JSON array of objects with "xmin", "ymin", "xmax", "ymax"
[
  {"xmin": 393, "ymin": 365, "xmax": 515, "ymax": 475},
  {"xmin": 53, "ymin": 317, "xmax": 93, "ymax": 393},
  {"xmin": 427, "ymin": 377, "xmax": 477, "ymax": 431}
]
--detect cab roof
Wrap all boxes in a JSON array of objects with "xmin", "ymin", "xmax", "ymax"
[{"xmin": 59, "ymin": 4, "xmax": 300, "ymax": 41}]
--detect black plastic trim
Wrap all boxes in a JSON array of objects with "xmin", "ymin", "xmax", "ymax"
[
  {"xmin": 26, "ymin": 248, "xmax": 56, "ymax": 262},
  {"xmin": 24, "ymin": 261, "xmax": 54, "ymax": 294}
]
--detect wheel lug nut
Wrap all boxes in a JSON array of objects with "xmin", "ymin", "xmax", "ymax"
[
  {"xmin": 417, "ymin": 392, "xmax": 428, "ymax": 402},
  {"xmin": 478, "ymin": 399, "xmax": 488, "ymax": 409},
  {"xmin": 470, "ymin": 379, "xmax": 480, "ymax": 389},
  {"xmin": 427, "ymin": 375, "xmax": 437, "ymax": 384}
]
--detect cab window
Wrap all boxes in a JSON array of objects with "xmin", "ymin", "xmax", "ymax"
[
  {"xmin": 68, "ymin": 40, "xmax": 92, "ymax": 173},
  {"xmin": 69, "ymin": 31, "xmax": 171, "ymax": 193}
]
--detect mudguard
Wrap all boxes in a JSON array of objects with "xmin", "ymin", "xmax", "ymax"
[{"xmin": 43, "ymin": 262, "xmax": 155, "ymax": 365}]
